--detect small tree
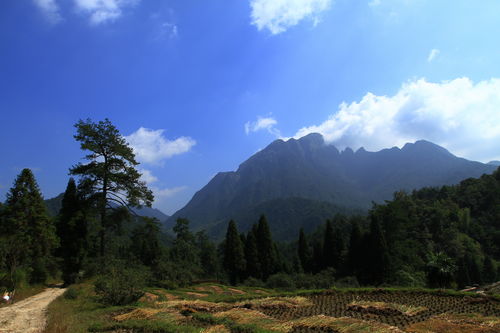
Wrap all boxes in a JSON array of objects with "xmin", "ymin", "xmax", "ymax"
[{"xmin": 70, "ymin": 118, "xmax": 153, "ymax": 257}]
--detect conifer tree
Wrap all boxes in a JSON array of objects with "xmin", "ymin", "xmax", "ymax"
[
  {"xmin": 130, "ymin": 217, "xmax": 162, "ymax": 267},
  {"xmin": 70, "ymin": 118, "xmax": 153, "ymax": 257},
  {"xmin": 363, "ymin": 219, "xmax": 390, "ymax": 285},
  {"xmin": 58, "ymin": 178, "xmax": 88, "ymax": 285},
  {"xmin": 347, "ymin": 222, "xmax": 363, "ymax": 276},
  {"xmin": 2, "ymin": 169, "xmax": 58, "ymax": 284},
  {"xmin": 297, "ymin": 228, "xmax": 311, "ymax": 273},
  {"xmin": 196, "ymin": 231, "xmax": 219, "ymax": 278},
  {"xmin": 244, "ymin": 230, "xmax": 261, "ymax": 279},
  {"xmin": 223, "ymin": 220, "xmax": 245, "ymax": 285},
  {"xmin": 256, "ymin": 215, "xmax": 276, "ymax": 280}
]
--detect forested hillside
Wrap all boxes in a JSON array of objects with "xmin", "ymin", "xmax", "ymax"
[
  {"xmin": 0, "ymin": 119, "xmax": 498, "ymax": 311},
  {"xmin": 168, "ymin": 133, "xmax": 495, "ymax": 240}
]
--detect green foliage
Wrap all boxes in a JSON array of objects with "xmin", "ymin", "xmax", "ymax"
[
  {"xmin": 223, "ymin": 220, "xmax": 246, "ymax": 284},
  {"xmin": 0, "ymin": 168, "xmax": 57, "ymax": 286},
  {"xmin": 64, "ymin": 286, "xmax": 80, "ymax": 299},
  {"xmin": 94, "ymin": 261, "xmax": 149, "ymax": 306},
  {"xmin": 255, "ymin": 215, "xmax": 276, "ymax": 280},
  {"xmin": 266, "ymin": 273, "xmax": 296, "ymax": 290},
  {"xmin": 70, "ymin": 118, "xmax": 153, "ymax": 257},
  {"xmin": 57, "ymin": 178, "xmax": 88, "ymax": 285}
]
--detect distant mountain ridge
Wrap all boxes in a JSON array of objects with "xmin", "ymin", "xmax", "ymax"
[
  {"xmin": 168, "ymin": 133, "xmax": 496, "ymax": 240},
  {"xmin": 44, "ymin": 193, "xmax": 169, "ymax": 221}
]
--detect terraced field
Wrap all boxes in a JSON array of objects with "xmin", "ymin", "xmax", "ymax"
[{"xmin": 44, "ymin": 284, "xmax": 500, "ymax": 333}]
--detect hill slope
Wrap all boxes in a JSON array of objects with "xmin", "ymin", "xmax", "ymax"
[{"xmin": 168, "ymin": 134, "xmax": 495, "ymax": 239}]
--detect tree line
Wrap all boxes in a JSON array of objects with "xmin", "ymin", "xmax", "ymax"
[{"xmin": 1, "ymin": 118, "xmax": 499, "ymax": 303}]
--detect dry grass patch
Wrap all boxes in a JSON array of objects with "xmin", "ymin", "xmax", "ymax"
[
  {"xmin": 214, "ymin": 308, "xmax": 283, "ymax": 329},
  {"xmin": 202, "ymin": 324, "xmax": 231, "ymax": 332},
  {"xmin": 227, "ymin": 288, "xmax": 246, "ymax": 295},
  {"xmin": 406, "ymin": 313, "xmax": 500, "ymax": 333},
  {"xmin": 139, "ymin": 292, "xmax": 159, "ymax": 303},
  {"xmin": 185, "ymin": 292, "xmax": 209, "ymax": 298},
  {"xmin": 159, "ymin": 299, "xmax": 231, "ymax": 313},
  {"xmin": 348, "ymin": 301, "xmax": 427, "ymax": 316},
  {"xmin": 113, "ymin": 308, "xmax": 161, "ymax": 321},
  {"xmin": 153, "ymin": 289, "xmax": 179, "ymax": 301},
  {"xmin": 291, "ymin": 315, "xmax": 404, "ymax": 333},
  {"xmin": 237, "ymin": 296, "xmax": 313, "ymax": 310}
]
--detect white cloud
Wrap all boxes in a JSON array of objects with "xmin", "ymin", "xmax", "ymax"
[
  {"xmin": 245, "ymin": 116, "xmax": 282, "ymax": 138},
  {"xmin": 125, "ymin": 127, "xmax": 196, "ymax": 164},
  {"xmin": 139, "ymin": 169, "xmax": 158, "ymax": 184},
  {"xmin": 152, "ymin": 186, "xmax": 187, "ymax": 198},
  {"xmin": 295, "ymin": 77, "xmax": 500, "ymax": 162},
  {"xmin": 369, "ymin": 0, "xmax": 381, "ymax": 7},
  {"xmin": 427, "ymin": 48, "xmax": 440, "ymax": 62},
  {"xmin": 74, "ymin": 0, "xmax": 139, "ymax": 25},
  {"xmin": 33, "ymin": 0, "xmax": 62, "ymax": 24},
  {"xmin": 250, "ymin": 0, "xmax": 332, "ymax": 35}
]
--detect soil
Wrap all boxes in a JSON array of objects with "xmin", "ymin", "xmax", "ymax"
[{"xmin": 0, "ymin": 287, "xmax": 66, "ymax": 333}]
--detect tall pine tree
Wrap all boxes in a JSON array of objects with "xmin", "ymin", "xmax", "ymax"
[
  {"xmin": 256, "ymin": 215, "xmax": 276, "ymax": 280},
  {"xmin": 223, "ymin": 220, "xmax": 246, "ymax": 285},
  {"xmin": 57, "ymin": 178, "xmax": 88, "ymax": 285},
  {"xmin": 297, "ymin": 228, "xmax": 311, "ymax": 273},
  {"xmin": 2, "ymin": 169, "xmax": 58, "ymax": 284}
]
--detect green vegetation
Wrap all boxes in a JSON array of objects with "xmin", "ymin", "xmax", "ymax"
[{"xmin": 0, "ymin": 118, "xmax": 499, "ymax": 331}]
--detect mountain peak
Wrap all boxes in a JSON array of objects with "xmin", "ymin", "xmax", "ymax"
[
  {"xmin": 402, "ymin": 140, "xmax": 453, "ymax": 156},
  {"xmin": 297, "ymin": 133, "xmax": 325, "ymax": 148}
]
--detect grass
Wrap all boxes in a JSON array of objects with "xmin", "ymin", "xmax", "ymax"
[
  {"xmin": 43, "ymin": 282, "xmax": 500, "ymax": 333},
  {"xmin": 406, "ymin": 313, "xmax": 500, "ymax": 333}
]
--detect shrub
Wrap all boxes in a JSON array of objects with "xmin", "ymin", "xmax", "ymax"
[
  {"xmin": 242, "ymin": 277, "xmax": 265, "ymax": 288},
  {"xmin": 266, "ymin": 273, "xmax": 296, "ymax": 290},
  {"xmin": 63, "ymin": 286, "xmax": 79, "ymax": 300},
  {"xmin": 94, "ymin": 262, "xmax": 149, "ymax": 306}
]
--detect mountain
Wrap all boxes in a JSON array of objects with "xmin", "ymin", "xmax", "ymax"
[
  {"xmin": 168, "ymin": 134, "xmax": 496, "ymax": 240},
  {"xmin": 44, "ymin": 194, "xmax": 169, "ymax": 221},
  {"xmin": 488, "ymin": 160, "xmax": 500, "ymax": 166}
]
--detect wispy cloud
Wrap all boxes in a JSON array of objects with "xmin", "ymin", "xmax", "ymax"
[
  {"xmin": 368, "ymin": 0, "xmax": 381, "ymax": 7},
  {"xmin": 74, "ymin": 0, "xmax": 139, "ymax": 25},
  {"xmin": 427, "ymin": 48, "xmax": 440, "ymax": 62},
  {"xmin": 139, "ymin": 169, "xmax": 158, "ymax": 184},
  {"xmin": 245, "ymin": 116, "xmax": 282, "ymax": 138},
  {"xmin": 295, "ymin": 77, "xmax": 500, "ymax": 162},
  {"xmin": 125, "ymin": 127, "xmax": 196, "ymax": 164},
  {"xmin": 250, "ymin": 0, "xmax": 332, "ymax": 35},
  {"xmin": 139, "ymin": 168, "xmax": 186, "ymax": 202},
  {"xmin": 33, "ymin": 0, "xmax": 62, "ymax": 24},
  {"xmin": 153, "ymin": 185, "xmax": 187, "ymax": 198}
]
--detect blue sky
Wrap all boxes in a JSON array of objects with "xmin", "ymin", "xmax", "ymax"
[{"xmin": 1, "ymin": 0, "xmax": 500, "ymax": 214}]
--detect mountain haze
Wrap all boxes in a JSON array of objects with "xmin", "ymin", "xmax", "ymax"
[{"xmin": 168, "ymin": 134, "xmax": 495, "ymax": 240}]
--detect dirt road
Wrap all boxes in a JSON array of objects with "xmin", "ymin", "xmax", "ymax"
[{"xmin": 0, "ymin": 287, "xmax": 66, "ymax": 333}]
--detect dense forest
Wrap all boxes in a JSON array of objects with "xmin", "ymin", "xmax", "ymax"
[{"xmin": 0, "ymin": 118, "xmax": 498, "ymax": 306}]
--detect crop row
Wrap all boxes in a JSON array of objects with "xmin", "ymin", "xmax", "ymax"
[{"xmin": 259, "ymin": 291, "xmax": 500, "ymax": 329}]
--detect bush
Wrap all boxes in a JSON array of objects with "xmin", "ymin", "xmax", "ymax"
[
  {"xmin": 294, "ymin": 274, "xmax": 318, "ymax": 289},
  {"xmin": 63, "ymin": 286, "xmax": 79, "ymax": 300},
  {"xmin": 94, "ymin": 262, "xmax": 149, "ymax": 306},
  {"xmin": 266, "ymin": 273, "xmax": 296, "ymax": 290},
  {"xmin": 333, "ymin": 276, "xmax": 360, "ymax": 288},
  {"xmin": 242, "ymin": 277, "xmax": 265, "ymax": 288}
]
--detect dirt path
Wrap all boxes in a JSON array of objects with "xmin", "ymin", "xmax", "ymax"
[{"xmin": 0, "ymin": 287, "xmax": 66, "ymax": 333}]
